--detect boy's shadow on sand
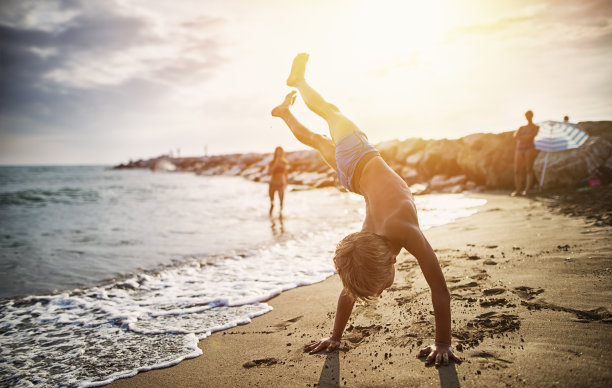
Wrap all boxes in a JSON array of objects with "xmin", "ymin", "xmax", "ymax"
[
  {"xmin": 315, "ymin": 353, "xmax": 461, "ymax": 388},
  {"xmin": 436, "ymin": 363, "xmax": 461, "ymax": 388},
  {"xmin": 421, "ymin": 358, "xmax": 461, "ymax": 388},
  {"xmin": 317, "ymin": 352, "xmax": 340, "ymax": 387}
]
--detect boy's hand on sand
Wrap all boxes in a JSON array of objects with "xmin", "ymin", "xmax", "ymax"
[
  {"xmin": 304, "ymin": 337, "xmax": 340, "ymax": 354},
  {"xmin": 418, "ymin": 343, "xmax": 462, "ymax": 367}
]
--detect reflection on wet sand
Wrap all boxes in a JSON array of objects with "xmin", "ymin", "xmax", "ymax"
[{"xmin": 270, "ymin": 214, "xmax": 285, "ymax": 236}]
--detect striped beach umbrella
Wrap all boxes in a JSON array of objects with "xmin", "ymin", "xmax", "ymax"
[{"xmin": 534, "ymin": 120, "xmax": 589, "ymax": 189}]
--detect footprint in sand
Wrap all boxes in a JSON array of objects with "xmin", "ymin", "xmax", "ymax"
[
  {"xmin": 450, "ymin": 281, "xmax": 479, "ymax": 290},
  {"xmin": 470, "ymin": 351, "xmax": 513, "ymax": 370},
  {"xmin": 454, "ymin": 312, "xmax": 520, "ymax": 350},
  {"xmin": 483, "ymin": 288, "xmax": 505, "ymax": 296},
  {"xmin": 479, "ymin": 298, "xmax": 516, "ymax": 308},
  {"xmin": 272, "ymin": 315, "xmax": 303, "ymax": 330},
  {"xmin": 521, "ymin": 301, "xmax": 611, "ymax": 322},
  {"xmin": 343, "ymin": 324, "xmax": 382, "ymax": 349},
  {"xmin": 242, "ymin": 358, "xmax": 279, "ymax": 368},
  {"xmin": 511, "ymin": 286, "xmax": 544, "ymax": 300},
  {"xmin": 470, "ymin": 272, "xmax": 490, "ymax": 281}
]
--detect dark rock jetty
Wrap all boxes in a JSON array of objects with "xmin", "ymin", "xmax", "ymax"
[{"xmin": 114, "ymin": 121, "xmax": 612, "ymax": 195}]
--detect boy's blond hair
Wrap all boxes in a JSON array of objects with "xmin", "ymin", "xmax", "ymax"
[{"xmin": 333, "ymin": 231, "xmax": 394, "ymax": 302}]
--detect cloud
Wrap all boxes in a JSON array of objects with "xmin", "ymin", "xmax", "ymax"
[
  {"xmin": 0, "ymin": 0, "xmax": 226, "ymax": 135},
  {"xmin": 444, "ymin": 0, "xmax": 612, "ymax": 48}
]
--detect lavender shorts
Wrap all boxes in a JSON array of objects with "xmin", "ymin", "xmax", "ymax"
[{"xmin": 335, "ymin": 131, "xmax": 379, "ymax": 193}]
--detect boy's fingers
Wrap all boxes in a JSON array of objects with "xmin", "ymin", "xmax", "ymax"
[
  {"xmin": 304, "ymin": 341, "xmax": 319, "ymax": 351},
  {"xmin": 417, "ymin": 346, "xmax": 431, "ymax": 358},
  {"xmin": 451, "ymin": 353, "xmax": 462, "ymax": 363},
  {"xmin": 443, "ymin": 353, "xmax": 449, "ymax": 366},
  {"xmin": 310, "ymin": 342, "xmax": 326, "ymax": 354},
  {"xmin": 425, "ymin": 352, "xmax": 436, "ymax": 365}
]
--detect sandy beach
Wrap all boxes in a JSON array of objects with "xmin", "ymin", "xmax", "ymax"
[{"xmin": 109, "ymin": 190, "xmax": 612, "ymax": 388}]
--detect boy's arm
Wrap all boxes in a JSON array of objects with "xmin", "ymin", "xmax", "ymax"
[
  {"xmin": 399, "ymin": 225, "xmax": 461, "ymax": 366},
  {"xmin": 304, "ymin": 288, "xmax": 354, "ymax": 354},
  {"xmin": 404, "ymin": 227, "xmax": 451, "ymax": 343}
]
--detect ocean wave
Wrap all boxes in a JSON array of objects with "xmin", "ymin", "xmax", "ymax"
[
  {"xmin": 0, "ymin": 188, "xmax": 101, "ymax": 207},
  {"xmin": 0, "ymin": 233, "xmax": 341, "ymax": 387}
]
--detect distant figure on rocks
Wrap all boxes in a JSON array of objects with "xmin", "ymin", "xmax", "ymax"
[
  {"xmin": 563, "ymin": 116, "xmax": 569, "ymax": 122},
  {"xmin": 512, "ymin": 110, "xmax": 539, "ymax": 196},
  {"xmin": 268, "ymin": 146, "xmax": 289, "ymax": 215},
  {"xmin": 271, "ymin": 53, "xmax": 460, "ymax": 367}
]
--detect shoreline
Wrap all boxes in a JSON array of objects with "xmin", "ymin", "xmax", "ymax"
[{"xmin": 109, "ymin": 192, "xmax": 612, "ymax": 387}]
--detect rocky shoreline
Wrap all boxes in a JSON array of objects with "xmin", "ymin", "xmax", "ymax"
[{"xmin": 114, "ymin": 121, "xmax": 612, "ymax": 194}]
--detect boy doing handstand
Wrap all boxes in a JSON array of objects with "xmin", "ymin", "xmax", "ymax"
[{"xmin": 271, "ymin": 53, "xmax": 460, "ymax": 367}]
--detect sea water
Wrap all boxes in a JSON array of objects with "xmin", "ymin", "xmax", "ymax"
[{"xmin": 0, "ymin": 166, "xmax": 486, "ymax": 387}]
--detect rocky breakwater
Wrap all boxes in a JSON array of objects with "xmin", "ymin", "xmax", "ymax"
[
  {"xmin": 533, "ymin": 121, "xmax": 612, "ymax": 189},
  {"xmin": 113, "ymin": 121, "xmax": 612, "ymax": 194}
]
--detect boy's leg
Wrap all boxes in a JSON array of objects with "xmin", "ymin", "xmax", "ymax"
[
  {"xmin": 287, "ymin": 53, "xmax": 360, "ymax": 144},
  {"xmin": 272, "ymin": 92, "xmax": 337, "ymax": 169}
]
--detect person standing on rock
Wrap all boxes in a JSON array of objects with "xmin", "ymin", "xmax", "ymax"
[
  {"xmin": 512, "ymin": 110, "xmax": 539, "ymax": 196},
  {"xmin": 268, "ymin": 146, "xmax": 289, "ymax": 215},
  {"xmin": 271, "ymin": 53, "xmax": 460, "ymax": 367}
]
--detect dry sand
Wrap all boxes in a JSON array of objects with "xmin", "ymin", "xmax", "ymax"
[{"xmin": 110, "ymin": 192, "xmax": 612, "ymax": 388}]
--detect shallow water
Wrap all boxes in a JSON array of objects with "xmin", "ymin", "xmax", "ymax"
[{"xmin": 0, "ymin": 166, "xmax": 486, "ymax": 387}]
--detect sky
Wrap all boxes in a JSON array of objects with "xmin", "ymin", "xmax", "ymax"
[{"xmin": 1, "ymin": 0, "xmax": 611, "ymax": 165}]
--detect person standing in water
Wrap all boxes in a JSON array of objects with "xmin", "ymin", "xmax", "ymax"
[
  {"xmin": 268, "ymin": 146, "xmax": 289, "ymax": 215},
  {"xmin": 512, "ymin": 110, "xmax": 539, "ymax": 196},
  {"xmin": 271, "ymin": 53, "xmax": 460, "ymax": 367}
]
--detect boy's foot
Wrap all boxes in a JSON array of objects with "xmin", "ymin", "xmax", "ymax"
[
  {"xmin": 286, "ymin": 53, "xmax": 309, "ymax": 87},
  {"xmin": 271, "ymin": 91, "xmax": 297, "ymax": 117},
  {"xmin": 510, "ymin": 191, "xmax": 520, "ymax": 197}
]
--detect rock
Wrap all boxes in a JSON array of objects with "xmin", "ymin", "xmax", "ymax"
[
  {"xmin": 429, "ymin": 174, "xmax": 467, "ymax": 191},
  {"xmin": 396, "ymin": 138, "xmax": 428, "ymax": 162},
  {"xmin": 418, "ymin": 139, "xmax": 464, "ymax": 179},
  {"xmin": 376, "ymin": 140, "xmax": 400, "ymax": 162},
  {"xmin": 151, "ymin": 158, "xmax": 176, "ymax": 172},
  {"xmin": 113, "ymin": 121, "xmax": 611, "ymax": 193},
  {"xmin": 533, "ymin": 136, "xmax": 612, "ymax": 189},
  {"xmin": 578, "ymin": 121, "xmax": 612, "ymax": 140},
  {"xmin": 404, "ymin": 150, "xmax": 424, "ymax": 167},
  {"xmin": 441, "ymin": 184, "xmax": 464, "ymax": 194},
  {"xmin": 238, "ymin": 153, "xmax": 264, "ymax": 166},
  {"xmin": 290, "ymin": 171, "xmax": 329, "ymax": 186},
  {"xmin": 464, "ymin": 180, "xmax": 479, "ymax": 191},
  {"xmin": 398, "ymin": 166, "xmax": 419, "ymax": 184},
  {"xmin": 286, "ymin": 150, "xmax": 331, "ymax": 173},
  {"xmin": 223, "ymin": 165, "xmax": 244, "ymax": 176},
  {"xmin": 456, "ymin": 132, "xmax": 515, "ymax": 189},
  {"xmin": 240, "ymin": 164, "xmax": 265, "ymax": 175},
  {"xmin": 409, "ymin": 183, "xmax": 429, "ymax": 195},
  {"xmin": 605, "ymin": 155, "xmax": 612, "ymax": 170},
  {"xmin": 314, "ymin": 177, "xmax": 337, "ymax": 188}
]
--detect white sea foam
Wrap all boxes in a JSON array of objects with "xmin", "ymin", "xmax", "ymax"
[{"xmin": 0, "ymin": 230, "xmax": 346, "ymax": 387}]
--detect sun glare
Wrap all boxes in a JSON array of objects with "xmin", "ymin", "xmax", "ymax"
[{"xmin": 343, "ymin": 0, "xmax": 447, "ymax": 70}]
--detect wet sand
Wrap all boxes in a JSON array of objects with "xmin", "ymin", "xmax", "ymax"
[{"xmin": 110, "ymin": 192, "xmax": 612, "ymax": 388}]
